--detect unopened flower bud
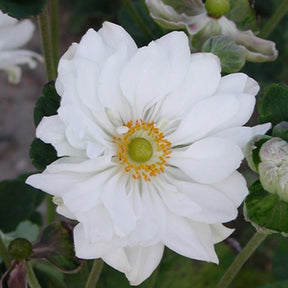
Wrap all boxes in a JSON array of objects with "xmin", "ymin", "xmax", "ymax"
[
  {"xmin": 8, "ymin": 238, "xmax": 32, "ymax": 260},
  {"xmin": 259, "ymin": 138, "xmax": 288, "ymax": 202},
  {"xmin": 205, "ymin": 0, "xmax": 230, "ymax": 18}
]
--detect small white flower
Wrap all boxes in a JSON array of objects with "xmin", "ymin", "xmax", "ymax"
[
  {"xmin": 145, "ymin": 0, "xmax": 278, "ymax": 62},
  {"xmin": 27, "ymin": 22, "xmax": 270, "ymax": 285},
  {"xmin": 0, "ymin": 10, "xmax": 43, "ymax": 83},
  {"xmin": 259, "ymin": 138, "xmax": 288, "ymax": 202}
]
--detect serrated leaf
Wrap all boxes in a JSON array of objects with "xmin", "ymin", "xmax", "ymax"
[
  {"xmin": 0, "ymin": 0, "xmax": 47, "ymax": 18},
  {"xmin": 202, "ymin": 35, "xmax": 246, "ymax": 73},
  {"xmin": 226, "ymin": 0, "xmax": 257, "ymax": 32},
  {"xmin": 30, "ymin": 139, "xmax": 58, "ymax": 171},
  {"xmin": 34, "ymin": 81, "xmax": 61, "ymax": 128},
  {"xmin": 245, "ymin": 180, "xmax": 288, "ymax": 233},
  {"xmin": 32, "ymin": 221, "xmax": 82, "ymax": 273},
  {"xmin": 272, "ymin": 121, "xmax": 288, "ymax": 142},
  {"xmin": 258, "ymin": 84, "xmax": 288, "ymax": 127},
  {"xmin": 0, "ymin": 180, "xmax": 45, "ymax": 233}
]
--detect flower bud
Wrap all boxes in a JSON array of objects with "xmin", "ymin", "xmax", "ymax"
[
  {"xmin": 8, "ymin": 238, "xmax": 32, "ymax": 260},
  {"xmin": 259, "ymin": 138, "xmax": 288, "ymax": 202},
  {"xmin": 205, "ymin": 0, "xmax": 230, "ymax": 18}
]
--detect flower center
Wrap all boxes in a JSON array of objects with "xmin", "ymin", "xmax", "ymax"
[
  {"xmin": 113, "ymin": 120, "xmax": 172, "ymax": 181},
  {"xmin": 128, "ymin": 137, "xmax": 153, "ymax": 163}
]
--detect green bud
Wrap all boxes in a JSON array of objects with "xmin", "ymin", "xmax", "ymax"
[
  {"xmin": 128, "ymin": 138, "xmax": 153, "ymax": 163},
  {"xmin": 8, "ymin": 238, "xmax": 33, "ymax": 260},
  {"xmin": 205, "ymin": 0, "xmax": 230, "ymax": 18}
]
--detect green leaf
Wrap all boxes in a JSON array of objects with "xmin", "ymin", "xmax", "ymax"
[
  {"xmin": 257, "ymin": 281, "xmax": 288, "ymax": 288},
  {"xmin": 0, "ymin": 179, "xmax": 45, "ymax": 233},
  {"xmin": 272, "ymin": 121, "xmax": 288, "ymax": 142},
  {"xmin": 32, "ymin": 221, "xmax": 82, "ymax": 273},
  {"xmin": 34, "ymin": 81, "xmax": 61, "ymax": 128},
  {"xmin": 258, "ymin": 84, "xmax": 288, "ymax": 127},
  {"xmin": 0, "ymin": 0, "xmax": 47, "ymax": 18},
  {"xmin": 202, "ymin": 35, "xmax": 246, "ymax": 73},
  {"xmin": 226, "ymin": 0, "xmax": 257, "ymax": 31},
  {"xmin": 30, "ymin": 139, "xmax": 58, "ymax": 171},
  {"xmin": 245, "ymin": 180, "xmax": 288, "ymax": 233}
]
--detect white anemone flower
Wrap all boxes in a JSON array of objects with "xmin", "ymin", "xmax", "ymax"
[
  {"xmin": 27, "ymin": 22, "xmax": 270, "ymax": 285},
  {"xmin": 0, "ymin": 10, "xmax": 43, "ymax": 83}
]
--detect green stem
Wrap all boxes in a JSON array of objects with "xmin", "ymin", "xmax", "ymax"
[
  {"xmin": 46, "ymin": 195, "xmax": 56, "ymax": 224},
  {"xmin": 259, "ymin": 0, "xmax": 288, "ymax": 38},
  {"xmin": 216, "ymin": 232, "xmax": 267, "ymax": 288},
  {"xmin": 26, "ymin": 261, "xmax": 42, "ymax": 288},
  {"xmin": 50, "ymin": 0, "xmax": 60, "ymax": 73},
  {"xmin": 122, "ymin": 0, "xmax": 154, "ymax": 39},
  {"xmin": 85, "ymin": 259, "xmax": 104, "ymax": 288},
  {"xmin": 38, "ymin": 7, "xmax": 56, "ymax": 81},
  {"xmin": 0, "ymin": 236, "xmax": 11, "ymax": 268}
]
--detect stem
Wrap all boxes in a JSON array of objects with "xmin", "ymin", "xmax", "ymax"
[
  {"xmin": 38, "ymin": 7, "xmax": 56, "ymax": 81},
  {"xmin": 46, "ymin": 195, "xmax": 56, "ymax": 224},
  {"xmin": 259, "ymin": 0, "xmax": 288, "ymax": 38},
  {"xmin": 216, "ymin": 232, "xmax": 267, "ymax": 288},
  {"xmin": 85, "ymin": 259, "xmax": 104, "ymax": 288},
  {"xmin": 122, "ymin": 0, "xmax": 154, "ymax": 39},
  {"xmin": 0, "ymin": 236, "xmax": 11, "ymax": 268},
  {"xmin": 26, "ymin": 261, "xmax": 42, "ymax": 288},
  {"xmin": 50, "ymin": 0, "xmax": 60, "ymax": 72}
]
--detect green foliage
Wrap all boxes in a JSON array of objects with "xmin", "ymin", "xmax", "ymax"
[
  {"xmin": 32, "ymin": 221, "xmax": 82, "ymax": 273},
  {"xmin": 0, "ymin": 0, "xmax": 47, "ymax": 18},
  {"xmin": 118, "ymin": 0, "xmax": 165, "ymax": 46},
  {"xmin": 202, "ymin": 35, "xmax": 246, "ymax": 73},
  {"xmin": 245, "ymin": 180, "xmax": 288, "ymax": 233},
  {"xmin": 258, "ymin": 84, "xmax": 288, "ymax": 127},
  {"xmin": 30, "ymin": 139, "xmax": 58, "ymax": 171},
  {"xmin": 0, "ymin": 179, "xmax": 45, "ymax": 233},
  {"xmin": 272, "ymin": 122, "xmax": 288, "ymax": 142},
  {"xmin": 34, "ymin": 81, "xmax": 61, "ymax": 128},
  {"xmin": 257, "ymin": 281, "xmax": 288, "ymax": 288},
  {"xmin": 226, "ymin": 0, "xmax": 257, "ymax": 31}
]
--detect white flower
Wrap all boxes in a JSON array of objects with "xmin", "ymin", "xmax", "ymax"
[
  {"xmin": 26, "ymin": 22, "xmax": 270, "ymax": 285},
  {"xmin": 0, "ymin": 10, "xmax": 43, "ymax": 83},
  {"xmin": 145, "ymin": 0, "xmax": 278, "ymax": 62},
  {"xmin": 259, "ymin": 138, "xmax": 288, "ymax": 202}
]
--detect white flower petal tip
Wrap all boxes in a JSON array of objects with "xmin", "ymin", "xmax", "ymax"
[
  {"xmin": 27, "ymin": 21, "xmax": 261, "ymax": 284},
  {"xmin": 0, "ymin": 10, "xmax": 43, "ymax": 83}
]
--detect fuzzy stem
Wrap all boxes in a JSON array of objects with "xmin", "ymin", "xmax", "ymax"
[
  {"xmin": 259, "ymin": 0, "xmax": 288, "ymax": 38},
  {"xmin": 122, "ymin": 0, "xmax": 154, "ymax": 39},
  {"xmin": 46, "ymin": 195, "xmax": 56, "ymax": 224},
  {"xmin": 38, "ymin": 7, "xmax": 56, "ymax": 81},
  {"xmin": 0, "ymin": 236, "xmax": 11, "ymax": 268},
  {"xmin": 85, "ymin": 259, "xmax": 104, "ymax": 288},
  {"xmin": 50, "ymin": 0, "xmax": 60, "ymax": 72},
  {"xmin": 26, "ymin": 261, "xmax": 42, "ymax": 288},
  {"xmin": 216, "ymin": 232, "xmax": 267, "ymax": 288}
]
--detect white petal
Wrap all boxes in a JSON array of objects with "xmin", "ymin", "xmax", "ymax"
[
  {"xmin": 102, "ymin": 172, "xmax": 138, "ymax": 236},
  {"xmin": 210, "ymin": 223, "xmax": 234, "ymax": 244},
  {"xmin": 125, "ymin": 243, "xmax": 165, "ymax": 286},
  {"xmin": 161, "ymin": 53, "xmax": 221, "ymax": 118},
  {"xmin": 170, "ymin": 137, "xmax": 244, "ymax": 184},
  {"xmin": 77, "ymin": 206, "xmax": 114, "ymax": 242},
  {"xmin": 169, "ymin": 93, "xmax": 239, "ymax": 145},
  {"xmin": 212, "ymin": 171, "xmax": 248, "ymax": 207},
  {"xmin": 172, "ymin": 181, "xmax": 238, "ymax": 223},
  {"xmin": 120, "ymin": 31, "xmax": 190, "ymax": 117},
  {"xmin": 216, "ymin": 73, "xmax": 259, "ymax": 96},
  {"xmin": 102, "ymin": 248, "xmax": 131, "ymax": 274},
  {"xmin": 74, "ymin": 223, "xmax": 112, "ymax": 259},
  {"xmin": 163, "ymin": 212, "xmax": 218, "ymax": 263}
]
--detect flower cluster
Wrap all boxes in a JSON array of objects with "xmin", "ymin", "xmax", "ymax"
[
  {"xmin": 145, "ymin": 0, "xmax": 278, "ymax": 63},
  {"xmin": 0, "ymin": 10, "xmax": 42, "ymax": 83},
  {"xmin": 27, "ymin": 22, "xmax": 270, "ymax": 285}
]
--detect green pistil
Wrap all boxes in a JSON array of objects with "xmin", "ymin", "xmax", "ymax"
[
  {"xmin": 128, "ymin": 137, "xmax": 153, "ymax": 163},
  {"xmin": 205, "ymin": 0, "xmax": 230, "ymax": 19}
]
